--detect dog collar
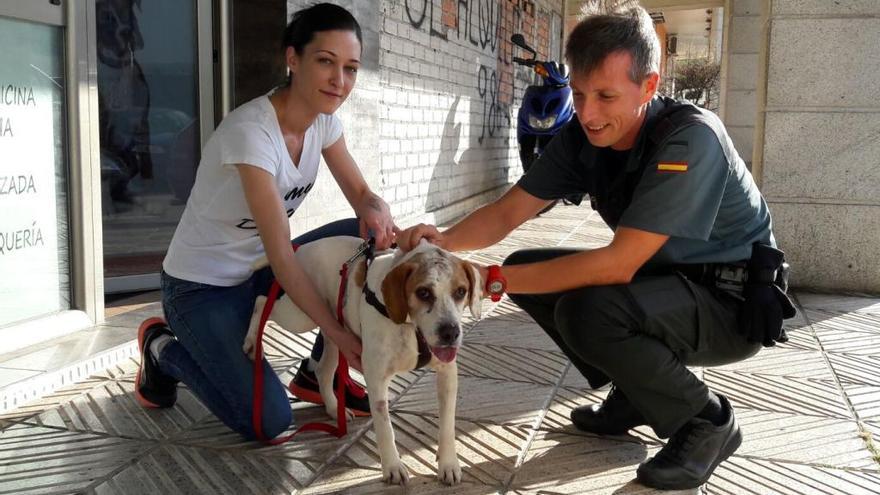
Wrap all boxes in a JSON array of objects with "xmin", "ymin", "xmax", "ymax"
[
  {"xmin": 361, "ymin": 237, "xmax": 390, "ymax": 318},
  {"xmin": 414, "ymin": 329, "xmax": 432, "ymax": 369}
]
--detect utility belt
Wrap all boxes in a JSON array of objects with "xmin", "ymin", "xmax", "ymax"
[
  {"xmin": 643, "ymin": 243, "xmax": 796, "ymax": 347},
  {"xmin": 672, "ymin": 260, "xmax": 791, "ymax": 299}
]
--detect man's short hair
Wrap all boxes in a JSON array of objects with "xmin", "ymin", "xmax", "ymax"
[{"xmin": 564, "ymin": 7, "xmax": 660, "ymax": 84}]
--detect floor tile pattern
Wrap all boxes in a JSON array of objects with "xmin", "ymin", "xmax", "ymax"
[{"xmin": 1, "ymin": 204, "xmax": 878, "ymax": 494}]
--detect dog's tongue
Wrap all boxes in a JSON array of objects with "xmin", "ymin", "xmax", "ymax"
[{"xmin": 431, "ymin": 346, "xmax": 458, "ymax": 363}]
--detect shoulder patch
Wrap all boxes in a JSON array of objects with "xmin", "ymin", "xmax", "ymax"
[{"xmin": 657, "ymin": 161, "xmax": 688, "ymax": 173}]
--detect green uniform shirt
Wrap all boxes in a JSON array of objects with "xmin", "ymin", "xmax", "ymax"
[{"xmin": 517, "ymin": 96, "xmax": 775, "ymax": 266}]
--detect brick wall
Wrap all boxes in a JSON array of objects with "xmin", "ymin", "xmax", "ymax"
[{"xmin": 283, "ymin": 0, "xmax": 564, "ymax": 233}]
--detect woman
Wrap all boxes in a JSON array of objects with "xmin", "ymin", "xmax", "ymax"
[{"xmin": 135, "ymin": 3, "xmax": 394, "ymax": 439}]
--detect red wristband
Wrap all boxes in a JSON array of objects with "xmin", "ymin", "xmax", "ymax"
[{"xmin": 485, "ymin": 265, "xmax": 507, "ymax": 302}]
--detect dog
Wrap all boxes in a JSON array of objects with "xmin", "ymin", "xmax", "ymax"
[{"xmin": 242, "ymin": 236, "xmax": 482, "ymax": 485}]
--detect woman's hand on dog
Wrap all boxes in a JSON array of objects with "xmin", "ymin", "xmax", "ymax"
[
  {"xmin": 396, "ymin": 223, "xmax": 445, "ymax": 252},
  {"xmin": 358, "ymin": 193, "xmax": 397, "ymax": 250},
  {"xmin": 330, "ymin": 326, "xmax": 364, "ymax": 372}
]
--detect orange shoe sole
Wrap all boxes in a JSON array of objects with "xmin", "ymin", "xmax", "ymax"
[
  {"xmin": 289, "ymin": 381, "xmax": 371, "ymax": 417},
  {"xmin": 135, "ymin": 317, "xmax": 169, "ymax": 409}
]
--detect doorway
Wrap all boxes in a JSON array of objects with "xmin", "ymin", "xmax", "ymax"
[{"xmin": 99, "ymin": 0, "xmax": 214, "ymax": 293}]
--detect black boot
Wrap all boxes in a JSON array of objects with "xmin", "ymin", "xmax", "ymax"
[
  {"xmin": 135, "ymin": 318, "xmax": 179, "ymax": 408},
  {"xmin": 570, "ymin": 385, "xmax": 647, "ymax": 435},
  {"xmin": 636, "ymin": 394, "xmax": 742, "ymax": 489},
  {"xmin": 288, "ymin": 358, "xmax": 371, "ymax": 416}
]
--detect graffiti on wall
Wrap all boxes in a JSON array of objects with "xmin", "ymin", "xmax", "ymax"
[
  {"xmin": 477, "ymin": 65, "xmax": 507, "ymax": 143},
  {"xmin": 403, "ymin": 0, "xmax": 554, "ymax": 145},
  {"xmin": 404, "ymin": 0, "xmax": 449, "ymax": 40}
]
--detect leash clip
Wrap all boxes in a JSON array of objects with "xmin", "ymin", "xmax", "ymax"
[{"xmin": 346, "ymin": 240, "xmax": 371, "ymax": 266}]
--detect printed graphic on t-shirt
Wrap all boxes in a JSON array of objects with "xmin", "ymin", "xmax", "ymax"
[
  {"xmin": 235, "ymin": 182, "xmax": 314, "ymax": 230},
  {"xmin": 283, "ymin": 183, "xmax": 314, "ymax": 201}
]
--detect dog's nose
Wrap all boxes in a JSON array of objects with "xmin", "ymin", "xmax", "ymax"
[{"xmin": 437, "ymin": 322, "xmax": 460, "ymax": 345}]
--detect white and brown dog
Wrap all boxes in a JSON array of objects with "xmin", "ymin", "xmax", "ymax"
[{"xmin": 242, "ymin": 236, "xmax": 481, "ymax": 485}]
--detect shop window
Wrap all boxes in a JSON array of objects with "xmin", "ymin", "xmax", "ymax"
[{"xmin": 0, "ymin": 16, "xmax": 70, "ymax": 327}]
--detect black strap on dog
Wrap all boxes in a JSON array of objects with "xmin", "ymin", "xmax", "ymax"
[
  {"xmin": 413, "ymin": 333, "xmax": 433, "ymax": 369},
  {"xmin": 362, "ymin": 237, "xmax": 389, "ymax": 317},
  {"xmin": 363, "ymin": 285, "xmax": 389, "ymax": 318}
]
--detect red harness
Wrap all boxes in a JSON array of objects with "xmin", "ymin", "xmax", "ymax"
[{"xmin": 251, "ymin": 244, "xmax": 360, "ymax": 444}]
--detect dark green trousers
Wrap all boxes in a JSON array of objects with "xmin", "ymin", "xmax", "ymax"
[{"xmin": 504, "ymin": 248, "xmax": 761, "ymax": 438}]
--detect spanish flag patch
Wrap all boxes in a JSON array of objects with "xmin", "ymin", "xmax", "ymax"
[{"xmin": 657, "ymin": 161, "xmax": 688, "ymax": 173}]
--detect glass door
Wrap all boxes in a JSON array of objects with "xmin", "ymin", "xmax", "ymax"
[
  {"xmin": 0, "ymin": 7, "xmax": 70, "ymax": 327},
  {"xmin": 98, "ymin": 0, "xmax": 212, "ymax": 293}
]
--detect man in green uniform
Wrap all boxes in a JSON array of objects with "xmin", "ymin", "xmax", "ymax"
[{"xmin": 397, "ymin": 7, "xmax": 794, "ymax": 490}]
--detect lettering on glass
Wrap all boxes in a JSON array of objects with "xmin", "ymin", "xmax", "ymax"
[{"xmin": 0, "ymin": 85, "xmax": 38, "ymax": 138}]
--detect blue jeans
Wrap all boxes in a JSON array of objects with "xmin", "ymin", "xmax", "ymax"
[{"xmin": 159, "ymin": 218, "xmax": 359, "ymax": 439}]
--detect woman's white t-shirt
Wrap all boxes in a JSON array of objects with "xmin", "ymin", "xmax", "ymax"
[{"xmin": 162, "ymin": 93, "xmax": 343, "ymax": 286}]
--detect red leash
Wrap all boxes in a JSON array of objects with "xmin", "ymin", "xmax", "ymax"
[{"xmin": 251, "ymin": 245, "xmax": 355, "ymax": 444}]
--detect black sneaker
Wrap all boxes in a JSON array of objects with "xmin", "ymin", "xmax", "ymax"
[
  {"xmin": 570, "ymin": 385, "xmax": 648, "ymax": 435},
  {"xmin": 288, "ymin": 358, "xmax": 371, "ymax": 416},
  {"xmin": 135, "ymin": 317, "xmax": 179, "ymax": 408},
  {"xmin": 636, "ymin": 394, "xmax": 742, "ymax": 490}
]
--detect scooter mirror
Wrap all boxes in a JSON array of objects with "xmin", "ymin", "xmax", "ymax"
[
  {"xmin": 510, "ymin": 34, "xmax": 537, "ymax": 58},
  {"xmin": 559, "ymin": 63, "xmax": 568, "ymax": 78}
]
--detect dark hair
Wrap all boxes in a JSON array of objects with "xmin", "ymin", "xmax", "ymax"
[
  {"xmin": 282, "ymin": 3, "xmax": 363, "ymax": 54},
  {"xmin": 564, "ymin": 7, "xmax": 660, "ymax": 83}
]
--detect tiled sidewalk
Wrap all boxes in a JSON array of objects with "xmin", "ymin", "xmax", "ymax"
[{"xmin": 1, "ymin": 204, "xmax": 879, "ymax": 494}]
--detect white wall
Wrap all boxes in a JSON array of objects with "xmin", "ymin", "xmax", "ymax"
[{"xmin": 285, "ymin": 0, "xmax": 565, "ymax": 232}]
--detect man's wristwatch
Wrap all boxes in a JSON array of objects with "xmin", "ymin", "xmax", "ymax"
[{"xmin": 485, "ymin": 265, "xmax": 507, "ymax": 302}]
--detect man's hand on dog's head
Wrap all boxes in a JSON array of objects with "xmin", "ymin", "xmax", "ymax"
[{"xmin": 397, "ymin": 224, "xmax": 445, "ymax": 252}]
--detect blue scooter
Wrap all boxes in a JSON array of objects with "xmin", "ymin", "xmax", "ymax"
[{"xmin": 511, "ymin": 34, "xmax": 574, "ymax": 173}]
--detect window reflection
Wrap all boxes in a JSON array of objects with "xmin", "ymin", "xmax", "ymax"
[{"xmin": 97, "ymin": 0, "xmax": 199, "ymax": 281}]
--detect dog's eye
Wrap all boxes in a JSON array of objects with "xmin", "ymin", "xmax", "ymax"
[
  {"xmin": 415, "ymin": 287, "xmax": 433, "ymax": 301},
  {"xmin": 453, "ymin": 287, "xmax": 467, "ymax": 300}
]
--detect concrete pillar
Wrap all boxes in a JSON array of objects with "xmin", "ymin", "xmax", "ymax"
[
  {"xmin": 719, "ymin": 0, "xmax": 762, "ymax": 169},
  {"xmin": 755, "ymin": 0, "xmax": 880, "ymax": 292}
]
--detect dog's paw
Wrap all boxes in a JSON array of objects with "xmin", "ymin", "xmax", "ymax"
[
  {"xmin": 437, "ymin": 457, "xmax": 461, "ymax": 485},
  {"xmin": 382, "ymin": 461, "xmax": 409, "ymax": 485}
]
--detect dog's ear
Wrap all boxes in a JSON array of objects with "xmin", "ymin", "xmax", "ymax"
[
  {"xmin": 462, "ymin": 260, "xmax": 482, "ymax": 319},
  {"xmin": 381, "ymin": 262, "xmax": 414, "ymax": 324}
]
